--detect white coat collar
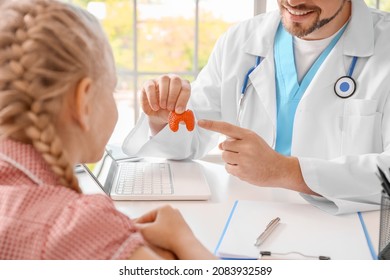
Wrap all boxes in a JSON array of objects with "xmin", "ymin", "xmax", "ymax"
[
  {"xmin": 242, "ymin": 0, "xmax": 374, "ymax": 59},
  {"xmin": 242, "ymin": 10, "xmax": 279, "ymax": 58},
  {"xmin": 343, "ymin": 0, "xmax": 374, "ymax": 57}
]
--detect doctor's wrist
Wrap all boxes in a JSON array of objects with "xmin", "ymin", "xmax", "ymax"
[
  {"xmin": 148, "ymin": 119, "xmax": 167, "ymax": 136},
  {"xmin": 279, "ymin": 156, "xmax": 317, "ymax": 196}
]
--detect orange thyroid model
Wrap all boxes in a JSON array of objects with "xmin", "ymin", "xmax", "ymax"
[{"xmin": 168, "ymin": 110, "xmax": 195, "ymax": 132}]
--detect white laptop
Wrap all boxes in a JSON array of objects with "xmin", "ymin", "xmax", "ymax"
[{"xmin": 82, "ymin": 149, "xmax": 211, "ymax": 201}]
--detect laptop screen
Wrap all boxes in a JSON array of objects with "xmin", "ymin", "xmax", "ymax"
[{"xmin": 83, "ymin": 150, "xmax": 117, "ymax": 194}]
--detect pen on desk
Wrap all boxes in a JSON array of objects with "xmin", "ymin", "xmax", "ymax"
[
  {"xmin": 259, "ymin": 251, "xmax": 331, "ymax": 260},
  {"xmin": 254, "ymin": 217, "xmax": 280, "ymax": 247},
  {"xmin": 377, "ymin": 166, "xmax": 390, "ymax": 197}
]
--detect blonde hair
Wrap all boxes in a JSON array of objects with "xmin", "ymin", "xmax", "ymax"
[{"xmin": 0, "ymin": 0, "xmax": 110, "ymax": 192}]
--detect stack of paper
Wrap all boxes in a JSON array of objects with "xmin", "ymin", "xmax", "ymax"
[{"xmin": 215, "ymin": 200, "xmax": 372, "ymax": 260}]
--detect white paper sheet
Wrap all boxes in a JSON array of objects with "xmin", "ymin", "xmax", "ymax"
[{"xmin": 215, "ymin": 200, "xmax": 372, "ymax": 260}]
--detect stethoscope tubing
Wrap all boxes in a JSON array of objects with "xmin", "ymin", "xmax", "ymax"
[
  {"xmin": 348, "ymin": 56, "xmax": 358, "ymax": 76},
  {"xmin": 241, "ymin": 56, "xmax": 262, "ymax": 94},
  {"xmin": 241, "ymin": 55, "xmax": 358, "ymax": 98},
  {"xmin": 238, "ymin": 55, "xmax": 359, "ymax": 123}
]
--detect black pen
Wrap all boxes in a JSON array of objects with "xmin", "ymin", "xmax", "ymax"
[
  {"xmin": 377, "ymin": 166, "xmax": 390, "ymax": 197},
  {"xmin": 259, "ymin": 251, "xmax": 331, "ymax": 260}
]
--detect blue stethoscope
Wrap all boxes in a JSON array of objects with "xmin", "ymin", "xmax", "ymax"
[
  {"xmin": 334, "ymin": 56, "xmax": 358, "ymax": 98},
  {"xmin": 237, "ymin": 55, "xmax": 358, "ymax": 124},
  {"xmin": 241, "ymin": 55, "xmax": 358, "ymax": 98}
]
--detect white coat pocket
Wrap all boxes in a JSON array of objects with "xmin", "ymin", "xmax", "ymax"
[{"xmin": 341, "ymin": 99, "xmax": 382, "ymax": 155}]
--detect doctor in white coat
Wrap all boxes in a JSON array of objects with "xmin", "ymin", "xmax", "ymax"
[{"xmin": 123, "ymin": 0, "xmax": 390, "ymax": 214}]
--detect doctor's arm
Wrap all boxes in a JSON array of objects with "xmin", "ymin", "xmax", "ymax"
[
  {"xmin": 197, "ymin": 119, "xmax": 318, "ymax": 195},
  {"xmin": 198, "ymin": 118, "xmax": 389, "ymax": 214},
  {"xmin": 122, "ymin": 33, "xmax": 227, "ymax": 159}
]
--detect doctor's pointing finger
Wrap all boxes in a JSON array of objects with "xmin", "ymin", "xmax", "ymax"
[{"xmin": 197, "ymin": 119, "xmax": 316, "ymax": 195}]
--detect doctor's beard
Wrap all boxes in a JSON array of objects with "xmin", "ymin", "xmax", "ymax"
[{"xmin": 279, "ymin": 0, "xmax": 347, "ymax": 38}]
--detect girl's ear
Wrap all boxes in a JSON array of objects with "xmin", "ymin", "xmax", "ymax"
[{"xmin": 72, "ymin": 77, "xmax": 93, "ymax": 131}]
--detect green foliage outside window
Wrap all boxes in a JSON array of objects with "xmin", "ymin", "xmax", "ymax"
[
  {"xmin": 365, "ymin": 0, "xmax": 390, "ymax": 11},
  {"xmin": 69, "ymin": 0, "xmax": 231, "ymax": 74},
  {"xmin": 70, "ymin": 0, "xmax": 390, "ymax": 75}
]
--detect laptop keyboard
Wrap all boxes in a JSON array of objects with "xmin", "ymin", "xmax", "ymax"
[{"xmin": 115, "ymin": 162, "xmax": 173, "ymax": 195}]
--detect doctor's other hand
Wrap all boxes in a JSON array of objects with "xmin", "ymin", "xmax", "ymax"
[
  {"xmin": 197, "ymin": 119, "xmax": 316, "ymax": 195},
  {"xmin": 135, "ymin": 205, "xmax": 216, "ymax": 260},
  {"xmin": 141, "ymin": 75, "xmax": 191, "ymax": 135}
]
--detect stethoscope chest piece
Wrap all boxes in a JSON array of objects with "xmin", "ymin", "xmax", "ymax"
[{"xmin": 334, "ymin": 76, "xmax": 356, "ymax": 98}]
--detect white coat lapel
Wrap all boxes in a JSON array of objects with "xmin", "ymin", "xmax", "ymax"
[
  {"xmin": 241, "ymin": 12, "xmax": 280, "ymax": 128},
  {"xmin": 249, "ymin": 52, "xmax": 277, "ymax": 128}
]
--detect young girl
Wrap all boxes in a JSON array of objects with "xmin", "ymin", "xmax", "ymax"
[{"xmin": 0, "ymin": 0, "xmax": 215, "ymax": 260}]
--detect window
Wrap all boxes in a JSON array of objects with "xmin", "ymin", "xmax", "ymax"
[
  {"xmin": 67, "ymin": 0, "xmax": 258, "ymax": 144},
  {"xmin": 265, "ymin": 1, "xmax": 390, "ymax": 12},
  {"xmin": 365, "ymin": 0, "xmax": 390, "ymax": 10}
]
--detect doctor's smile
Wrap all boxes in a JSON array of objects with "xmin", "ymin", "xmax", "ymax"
[
  {"xmin": 279, "ymin": 0, "xmax": 350, "ymax": 39},
  {"xmin": 282, "ymin": 4, "xmax": 318, "ymax": 20}
]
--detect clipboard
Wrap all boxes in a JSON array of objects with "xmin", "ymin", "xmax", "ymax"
[{"xmin": 214, "ymin": 200, "xmax": 373, "ymax": 260}]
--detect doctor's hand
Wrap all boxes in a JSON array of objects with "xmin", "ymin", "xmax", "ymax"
[
  {"xmin": 141, "ymin": 75, "xmax": 191, "ymax": 135},
  {"xmin": 198, "ymin": 120, "xmax": 314, "ymax": 194}
]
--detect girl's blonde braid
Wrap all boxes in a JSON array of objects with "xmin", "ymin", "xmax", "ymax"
[{"xmin": 0, "ymin": 0, "xmax": 106, "ymax": 192}]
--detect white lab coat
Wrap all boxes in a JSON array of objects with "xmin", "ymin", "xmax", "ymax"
[{"xmin": 123, "ymin": 0, "xmax": 390, "ymax": 214}]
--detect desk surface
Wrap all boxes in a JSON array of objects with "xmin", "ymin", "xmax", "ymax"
[{"xmin": 78, "ymin": 157, "xmax": 380, "ymax": 258}]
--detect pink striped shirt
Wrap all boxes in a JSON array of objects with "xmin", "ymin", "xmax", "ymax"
[{"xmin": 0, "ymin": 139, "xmax": 144, "ymax": 259}]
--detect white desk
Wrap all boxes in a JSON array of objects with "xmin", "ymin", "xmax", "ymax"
[{"xmin": 78, "ymin": 157, "xmax": 380, "ymax": 258}]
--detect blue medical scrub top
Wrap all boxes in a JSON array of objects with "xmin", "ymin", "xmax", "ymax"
[{"xmin": 274, "ymin": 23, "xmax": 347, "ymax": 156}]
